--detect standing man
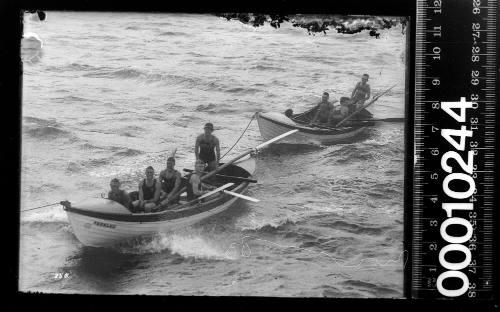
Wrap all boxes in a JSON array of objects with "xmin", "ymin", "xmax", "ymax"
[
  {"xmin": 350, "ymin": 73, "xmax": 371, "ymax": 110},
  {"xmin": 195, "ymin": 122, "xmax": 220, "ymax": 172}
]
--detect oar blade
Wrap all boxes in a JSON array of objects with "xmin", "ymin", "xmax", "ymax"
[
  {"xmin": 223, "ymin": 190, "xmax": 260, "ymax": 202},
  {"xmin": 255, "ymin": 129, "xmax": 299, "ymax": 150},
  {"xmin": 197, "ymin": 183, "xmax": 234, "ymax": 200}
]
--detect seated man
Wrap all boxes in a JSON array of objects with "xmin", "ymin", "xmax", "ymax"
[
  {"xmin": 159, "ymin": 156, "xmax": 182, "ymax": 206},
  {"xmin": 108, "ymin": 178, "xmax": 132, "ymax": 209},
  {"xmin": 132, "ymin": 166, "xmax": 162, "ymax": 213},
  {"xmin": 310, "ymin": 92, "xmax": 336, "ymax": 125},
  {"xmin": 186, "ymin": 160, "xmax": 216, "ymax": 201},
  {"xmin": 329, "ymin": 97, "xmax": 352, "ymax": 123}
]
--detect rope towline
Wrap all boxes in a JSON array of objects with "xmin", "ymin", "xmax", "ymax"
[
  {"xmin": 220, "ymin": 113, "xmax": 256, "ymax": 160},
  {"xmin": 21, "ymin": 202, "xmax": 62, "ymax": 213}
]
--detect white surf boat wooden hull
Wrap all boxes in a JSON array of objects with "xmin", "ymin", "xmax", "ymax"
[
  {"xmin": 256, "ymin": 112, "xmax": 373, "ymax": 144},
  {"xmin": 64, "ymin": 157, "xmax": 256, "ymax": 248}
]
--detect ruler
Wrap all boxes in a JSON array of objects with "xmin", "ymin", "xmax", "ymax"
[{"xmin": 411, "ymin": 0, "xmax": 497, "ymax": 299}]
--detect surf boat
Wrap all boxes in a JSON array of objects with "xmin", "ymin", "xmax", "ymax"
[
  {"xmin": 256, "ymin": 107, "xmax": 375, "ymax": 145},
  {"xmin": 62, "ymin": 157, "xmax": 255, "ymax": 248},
  {"xmin": 61, "ymin": 130, "xmax": 297, "ymax": 248},
  {"xmin": 256, "ymin": 85, "xmax": 398, "ymax": 145}
]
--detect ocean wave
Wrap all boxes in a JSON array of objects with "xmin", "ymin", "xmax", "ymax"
[
  {"xmin": 80, "ymin": 143, "xmax": 103, "ymax": 150},
  {"xmin": 241, "ymin": 218, "xmax": 299, "ymax": 233},
  {"xmin": 20, "ymin": 205, "xmax": 68, "ymax": 224},
  {"xmin": 186, "ymin": 52, "xmax": 207, "ymax": 57},
  {"xmin": 114, "ymin": 125, "xmax": 145, "ymax": 138},
  {"xmin": 327, "ymin": 220, "xmax": 392, "ymax": 236},
  {"xmin": 27, "ymin": 183, "xmax": 61, "ymax": 193},
  {"xmin": 52, "ymin": 95, "xmax": 89, "ymax": 103},
  {"xmin": 23, "ymin": 116, "xmax": 59, "ymax": 126},
  {"xmin": 21, "ymin": 220, "xmax": 69, "ymax": 231},
  {"xmin": 195, "ymin": 103, "xmax": 217, "ymax": 112},
  {"xmin": 249, "ymin": 64, "xmax": 285, "ymax": 72},
  {"xmin": 113, "ymin": 148, "xmax": 144, "ymax": 157},
  {"xmin": 365, "ymin": 181, "xmax": 403, "ymax": 200},
  {"xmin": 50, "ymin": 63, "xmax": 261, "ymax": 94},
  {"xmin": 339, "ymin": 280, "xmax": 401, "ymax": 297},
  {"xmin": 24, "ymin": 125, "xmax": 73, "ymax": 140},
  {"xmin": 158, "ymin": 31, "xmax": 188, "ymax": 36},
  {"xmin": 115, "ymin": 232, "xmax": 236, "ymax": 260},
  {"xmin": 293, "ymin": 55, "xmax": 340, "ymax": 66},
  {"xmin": 260, "ymin": 143, "xmax": 323, "ymax": 156},
  {"xmin": 307, "ymin": 236, "xmax": 359, "ymax": 253},
  {"xmin": 84, "ymin": 157, "xmax": 112, "ymax": 167},
  {"xmin": 66, "ymin": 161, "xmax": 83, "ymax": 173},
  {"xmin": 194, "ymin": 103, "xmax": 242, "ymax": 114},
  {"xmin": 225, "ymin": 87, "xmax": 260, "ymax": 94},
  {"xmin": 172, "ymin": 114, "xmax": 203, "ymax": 127},
  {"xmin": 66, "ymin": 156, "xmax": 113, "ymax": 172},
  {"xmin": 324, "ymin": 144, "xmax": 380, "ymax": 164},
  {"xmin": 50, "ymin": 62, "xmax": 95, "ymax": 72}
]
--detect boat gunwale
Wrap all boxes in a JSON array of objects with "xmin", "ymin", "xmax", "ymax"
[
  {"xmin": 64, "ymin": 157, "xmax": 256, "ymax": 222},
  {"xmin": 64, "ymin": 181, "xmax": 250, "ymax": 222},
  {"xmin": 257, "ymin": 112, "xmax": 374, "ymax": 134}
]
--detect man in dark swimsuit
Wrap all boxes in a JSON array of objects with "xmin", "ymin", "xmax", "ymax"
[
  {"xmin": 195, "ymin": 123, "xmax": 220, "ymax": 172},
  {"xmin": 108, "ymin": 178, "xmax": 131, "ymax": 209},
  {"xmin": 159, "ymin": 157, "xmax": 182, "ymax": 206},
  {"xmin": 351, "ymin": 73, "xmax": 371, "ymax": 110},
  {"xmin": 132, "ymin": 166, "xmax": 161, "ymax": 213}
]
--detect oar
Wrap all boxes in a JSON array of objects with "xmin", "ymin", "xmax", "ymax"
[
  {"xmin": 223, "ymin": 190, "xmax": 260, "ymax": 202},
  {"xmin": 203, "ymin": 129, "xmax": 298, "ymax": 181},
  {"xmin": 182, "ymin": 169, "xmax": 258, "ymax": 183},
  {"xmin": 335, "ymin": 84, "xmax": 397, "ymax": 127},
  {"xmin": 196, "ymin": 183, "xmax": 234, "ymax": 201},
  {"xmin": 253, "ymin": 129, "xmax": 298, "ymax": 150},
  {"xmin": 309, "ymin": 117, "xmax": 404, "ymax": 130},
  {"xmin": 168, "ymin": 130, "xmax": 298, "ymax": 207},
  {"xmin": 354, "ymin": 117, "xmax": 405, "ymax": 123}
]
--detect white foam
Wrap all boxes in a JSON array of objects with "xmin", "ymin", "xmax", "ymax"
[
  {"xmin": 117, "ymin": 232, "xmax": 238, "ymax": 260},
  {"xmin": 20, "ymin": 205, "xmax": 69, "ymax": 223}
]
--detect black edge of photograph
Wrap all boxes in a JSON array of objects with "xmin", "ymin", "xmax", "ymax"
[{"xmin": 5, "ymin": 0, "xmax": 496, "ymax": 311}]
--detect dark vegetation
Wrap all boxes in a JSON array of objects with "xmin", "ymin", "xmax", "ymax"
[{"xmin": 215, "ymin": 13, "xmax": 407, "ymax": 38}]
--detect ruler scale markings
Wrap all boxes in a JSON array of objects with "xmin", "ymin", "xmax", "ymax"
[{"xmin": 411, "ymin": 0, "xmax": 496, "ymax": 300}]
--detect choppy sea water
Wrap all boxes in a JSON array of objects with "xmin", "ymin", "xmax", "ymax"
[{"xmin": 20, "ymin": 12, "xmax": 406, "ymax": 297}]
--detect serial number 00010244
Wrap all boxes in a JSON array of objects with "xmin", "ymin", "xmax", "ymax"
[{"xmin": 411, "ymin": 0, "xmax": 496, "ymax": 300}]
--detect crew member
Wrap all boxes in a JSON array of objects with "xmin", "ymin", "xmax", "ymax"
[
  {"xmin": 132, "ymin": 166, "xmax": 161, "ymax": 213},
  {"xmin": 330, "ymin": 97, "xmax": 352, "ymax": 122},
  {"xmin": 310, "ymin": 92, "xmax": 335, "ymax": 124},
  {"xmin": 195, "ymin": 123, "xmax": 220, "ymax": 172},
  {"xmin": 159, "ymin": 157, "xmax": 182, "ymax": 206},
  {"xmin": 108, "ymin": 178, "xmax": 132, "ymax": 209},
  {"xmin": 350, "ymin": 74, "xmax": 371, "ymax": 109},
  {"xmin": 186, "ymin": 160, "xmax": 216, "ymax": 201}
]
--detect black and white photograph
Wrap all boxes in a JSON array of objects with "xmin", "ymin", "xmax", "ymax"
[{"xmin": 19, "ymin": 12, "xmax": 408, "ymax": 297}]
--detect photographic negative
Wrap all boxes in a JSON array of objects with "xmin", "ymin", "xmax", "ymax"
[{"xmin": 19, "ymin": 12, "xmax": 408, "ymax": 297}]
